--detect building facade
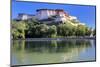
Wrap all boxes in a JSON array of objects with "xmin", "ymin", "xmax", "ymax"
[
  {"xmin": 17, "ymin": 13, "xmax": 35, "ymax": 20},
  {"xmin": 36, "ymin": 9, "xmax": 69, "ymax": 23}
]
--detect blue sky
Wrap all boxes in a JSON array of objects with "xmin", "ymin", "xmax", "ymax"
[{"xmin": 12, "ymin": 0, "xmax": 96, "ymax": 28}]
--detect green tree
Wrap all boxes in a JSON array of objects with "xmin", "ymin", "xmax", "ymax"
[
  {"xmin": 57, "ymin": 22, "xmax": 75, "ymax": 36},
  {"xmin": 76, "ymin": 25, "xmax": 86, "ymax": 36},
  {"xmin": 11, "ymin": 20, "xmax": 26, "ymax": 39},
  {"xmin": 48, "ymin": 25, "xmax": 57, "ymax": 38},
  {"xmin": 85, "ymin": 27, "xmax": 92, "ymax": 36},
  {"xmin": 25, "ymin": 18, "xmax": 40, "ymax": 38},
  {"xmin": 34, "ymin": 24, "xmax": 49, "ymax": 37}
]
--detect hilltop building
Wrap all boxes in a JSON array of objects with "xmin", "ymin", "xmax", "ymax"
[
  {"xmin": 36, "ymin": 9, "xmax": 69, "ymax": 22},
  {"xmin": 15, "ymin": 9, "xmax": 85, "ymax": 26}
]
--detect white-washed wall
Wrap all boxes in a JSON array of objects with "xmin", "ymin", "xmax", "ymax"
[
  {"xmin": 36, "ymin": 10, "xmax": 49, "ymax": 20},
  {"xmin": 20, "ymin": 15, "xmax": 28, "ymax": 20},
  {"xmin": 36, "ymin": 10, "xmax": 71, "ymax": 24},
  {"xmin": 36, "ymin": 10, "xmax": 57, "ymax": 20}
]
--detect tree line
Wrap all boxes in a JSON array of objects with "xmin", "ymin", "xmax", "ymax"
[{"xmin": 11, "ymin": 18, "xmax": 96, "ymax": 39}]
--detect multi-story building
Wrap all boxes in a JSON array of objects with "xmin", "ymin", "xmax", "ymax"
[{"xmin": 36, "ymin": 9, "xmax": 69, "ymax": 23}]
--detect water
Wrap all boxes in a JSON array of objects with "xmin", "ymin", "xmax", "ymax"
[{"xmin": 11, "ymin": 39, "xmax": 96, "ymax": 66}]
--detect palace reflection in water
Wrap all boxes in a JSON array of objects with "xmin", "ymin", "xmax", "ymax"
[{"xmin": 11, "ymin": 39, "xmax": 96, "ymax": 65}]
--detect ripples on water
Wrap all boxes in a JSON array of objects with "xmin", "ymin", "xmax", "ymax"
[{"xmin": 11, "ymin": 39, "xmax": 96, "ymax": 66}]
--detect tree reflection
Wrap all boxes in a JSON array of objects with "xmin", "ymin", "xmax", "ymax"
[
  {"xmin": 12, "ymin": 39, "xmax": 92, "ymax": 54},
  {"xmin": 12, "ymin": 39, "xmax": 95, "ymax": 65}
]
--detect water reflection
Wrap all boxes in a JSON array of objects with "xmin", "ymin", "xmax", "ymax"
[{"xmin": 11, "ymin": 39, "xmax": 95, "ymax": 65}]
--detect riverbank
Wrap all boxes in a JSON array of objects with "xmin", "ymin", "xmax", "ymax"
[{"xmin": 12, "ymin": 36, "xmax": 96, "ymax": 41}]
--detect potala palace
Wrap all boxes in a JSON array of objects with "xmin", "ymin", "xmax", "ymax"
[{"xmin": 16, "ymin": 9, "xmax": 85, "ymax": 26}]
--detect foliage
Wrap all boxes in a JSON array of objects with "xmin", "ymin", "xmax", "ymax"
[
  {"xmin": 34, "ymin": 24, "xmax": 49, "ymax": 37},
  {"xmin": 57, "ymin": 22, "xmax": 76, "ymax": 36},
  {"xmin": 11, "ymin": 20, "xmax": 26, "ymax": 39},
  {"xmin": 11, "ymin": 18, "xmax": 93, "ymax": 39},
  {"xmin": 48, "ymin": 25, "xmax": 57, "ymax": 38}
]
